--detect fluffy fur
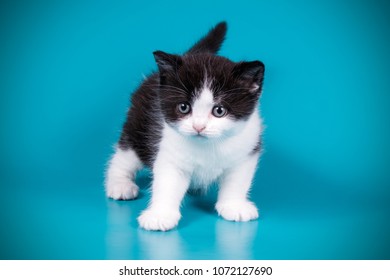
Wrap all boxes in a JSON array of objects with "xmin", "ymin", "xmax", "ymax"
[{"xmin": 106, "ymin": 22, "xmax": 265, "ymax": 231}]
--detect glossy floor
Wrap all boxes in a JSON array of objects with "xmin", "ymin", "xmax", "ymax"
[
  {"xmin": 2, "ymin": 150, "xmax": 389, "ymax": 260},
  {"xmin": 1, "ymin": 0, "xmax": 389, "ymax": 259}
]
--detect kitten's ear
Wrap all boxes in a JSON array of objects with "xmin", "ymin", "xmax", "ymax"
[
  {"xmin": 232, "ymin": 61, "xmax": 265, "ymax": 93},
  {"xmin": 153, "ymin": 51, "xmax": 182, "ymax": 73}
]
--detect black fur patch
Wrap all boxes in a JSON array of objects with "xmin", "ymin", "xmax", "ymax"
[{"xmin": 118, "ymin": 74, "xmax": 163, "ymax": 166}]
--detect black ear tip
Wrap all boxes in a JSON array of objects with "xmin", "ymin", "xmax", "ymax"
[
  {"xmin": 153, "ymin": 50, "xmax": 165, "ymax": 58},
  {"xmin": 153, "ymin": 51, "xmax": 182, "ymax": 72},
  {"xmin": 253, "ymin": 60, "xmax": 265, "ymax": 71},
  {"xmin": 251, "ymin": 61, "xmax": 265, "ymax": 75}
]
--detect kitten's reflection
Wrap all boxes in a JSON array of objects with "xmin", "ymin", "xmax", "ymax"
[
  {"xmin": 137, "ymin": 229, "xmax": 183, "ymax": 259},
  {"xmin": 106, "ymin": 200, "xmax": 136, "ymax": 259},
  {"xmin": 106, "ymin": 199, "xmax": 183, "ymax": 259},
  {"xmin": 216, "ymin": 219, "xmax": 259, "ymax": 259}
]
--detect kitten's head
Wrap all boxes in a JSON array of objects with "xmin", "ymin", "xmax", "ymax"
[{"xmin": 154, "ymin": 51, "xmax": 264, "ymax": 140}]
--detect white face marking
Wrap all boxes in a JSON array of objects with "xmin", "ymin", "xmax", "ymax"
[
  {"xmin": 191, "ymin": 85, "xmax": 214, "ymax": 131},
  {"xmin": 174, "ymin": 82, "xmax": 245, "ymax": 139}
]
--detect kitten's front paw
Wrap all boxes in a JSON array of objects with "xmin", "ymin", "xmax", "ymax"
[
  {"xmin": 106, "ymin": 180, "xmax": 139, "ymax": 200},
  {"xmin": 216, "ymin": 200, "xmax": 259, "ymax": 222},
  {"xmin": 138, "ymin": 208, "xmax": 181, "ymax": 231}
]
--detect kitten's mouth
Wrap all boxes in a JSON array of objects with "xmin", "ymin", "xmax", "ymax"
[
  {"xmin": 188, "ymin": 131, "xmax": 209, "ymax": 139},
  {"xmin": 195, "ymin": 133, "xmax": 207, "ymax": 138}
]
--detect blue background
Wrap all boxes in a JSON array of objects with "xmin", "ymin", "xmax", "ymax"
[{"xmin": 1, "ymin": 0, "xmax": 389, "ymax": 259}]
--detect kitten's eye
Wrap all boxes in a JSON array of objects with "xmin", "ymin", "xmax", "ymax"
[
  {"xmin": 212, "ymin": 105, "xmax": 227, "ymax": 118},
  {"xmin": 177, "ymin": 102, "xmax": 191, "ymax": 114}
]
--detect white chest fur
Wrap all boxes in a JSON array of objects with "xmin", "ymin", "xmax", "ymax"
[{"xmin": 155, "ymin": 109, "xmax": 262, "ymax": 188}]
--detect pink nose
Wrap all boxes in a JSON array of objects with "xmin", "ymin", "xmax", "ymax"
[{"xmin": 193, "ymin": 124, "xmax": 206, "ymax": 133}]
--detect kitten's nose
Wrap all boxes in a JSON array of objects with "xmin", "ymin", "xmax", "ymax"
[{"xmin": 193, "ymin": 123, "xmax": 206, "ymax": 133}]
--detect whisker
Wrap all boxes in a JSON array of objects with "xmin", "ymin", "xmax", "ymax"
[
  {"xmin": 222, "ymin": 87, "xmax": 253, "ymax": 94},
  {"xmin": 142, "ymin": 85, "xmax": 189, "ymax": 96},
  {"xmin": 143, "ymin": 84, "xmax": 187, "ymax": 92}
]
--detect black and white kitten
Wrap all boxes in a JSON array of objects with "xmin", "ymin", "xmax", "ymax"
[{"xmin": 106, "ymin": 22, "xmax": 265, "ymax": 231}]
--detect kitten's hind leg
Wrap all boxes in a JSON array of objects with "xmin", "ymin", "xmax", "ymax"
[{"xmin": 105, "ymin": 147, "xmax": 143, "ymax": 200}]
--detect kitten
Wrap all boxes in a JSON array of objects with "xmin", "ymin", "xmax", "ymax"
[{"xmin": 105, "ymin": 22, "xmax": 265, "ymax": 231}]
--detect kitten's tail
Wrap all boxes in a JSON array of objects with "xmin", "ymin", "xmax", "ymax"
[{"xmin": 186, "ymin": 21, "xmax": 227, "ymax": 55}]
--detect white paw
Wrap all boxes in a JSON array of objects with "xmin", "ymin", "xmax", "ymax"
[
  {"xmin": 106, "ymin": 180, "xmax": 139, "ymax": 200},
  {"xmin": 216, "ymin": 200, "xmax": 259, "ymax": 222},
  {"xmin": 138, "ymin": 208, "xmax": 181, "ymax": 231}
]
